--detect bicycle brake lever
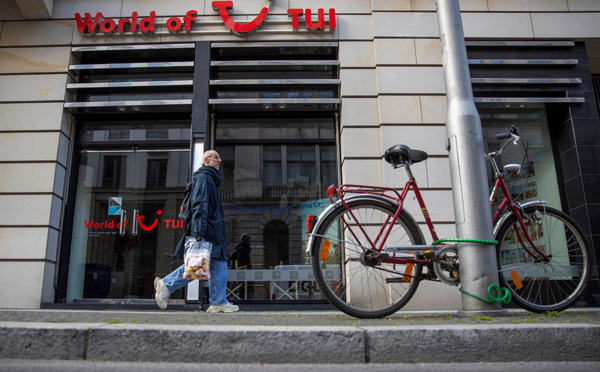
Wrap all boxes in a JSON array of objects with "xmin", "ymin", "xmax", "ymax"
[
  {"xmin": 510, "ymin": 125, "xmax": 521, "ymax": 144},
  {"xmin": 510, "ymin": 125, "xmax": 520, "ymax": 136}
]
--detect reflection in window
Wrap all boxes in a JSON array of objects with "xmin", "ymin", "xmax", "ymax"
[
  {"xmin": 287, "ymin": 145, "xmax": 316, "ymax": 186},
  {"xmin": 321, "ymin": 146, "xmax": 337, "ymax": 189},
  {"xmin": 146, "ymin": 129, "xmax": 169, "ymax": 140},
  {"xmin": 146, "ymin": 159, "xmax": 168, "ymax": 188},
  {"xmin": 102, "ymin": 156, "xmax": 126, "ymax": 188},
  {"xmin": 215, "ymin": 118, "xmax": 335, "ymax": 141},
  {"xmin": 257, "ymin": 144, "xmax": 334, "ymax": 198},
  {"xmin": 78, "ymin": 121, "xmax": 191, "ymax": 143},
  {"xmin": 215, "ymin": 114, "xmax": 337, "ymax": 294},
  {"xmin": 263, "ymin": 146, "xmax": 283, "ymax": 186},
  {"xmin": 109, "ymin": 129, "xmax": 129, "ymax": 141},
  {"xmin": 215, "ymin": 88, "xmax": 336, "ymax": 100},
  {"xmin": 264, "ymin": 220, "xmax": 289, "ymax": 267}
]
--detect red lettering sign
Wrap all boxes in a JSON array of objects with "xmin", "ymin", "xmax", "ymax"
[
  {"xmin": 74, "ymin": 4, "xmax": 336, "ymax": 36},
  {"xmin": 75, "ymin": 11, "xmax": 155, "ymax": 35},
  {"xmin": 212, "ymin": 1, "xmax": 269, "ymax": 35}
]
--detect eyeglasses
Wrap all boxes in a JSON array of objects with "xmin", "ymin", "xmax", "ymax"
[{"xmin": 207, "ymin": 155, "xmax": 221, "ymax": 160}]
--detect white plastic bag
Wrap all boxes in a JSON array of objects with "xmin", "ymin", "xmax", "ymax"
[{"xmin": 183, "ymin": 237, "xmax": 212, "ymax": 280}]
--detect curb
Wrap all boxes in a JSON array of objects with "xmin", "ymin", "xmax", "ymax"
[
  {"xmin": 365, "ymin": 324, "xmax": 600, "ymax": 363},
  {"xmin": 1, "ymin": 322, "xmax": 599, "ymax": 363}
]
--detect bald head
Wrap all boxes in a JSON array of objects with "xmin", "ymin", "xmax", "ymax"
[{"xmin": 203, "ymin": 150, "xmax": 221, "ymax": 170}]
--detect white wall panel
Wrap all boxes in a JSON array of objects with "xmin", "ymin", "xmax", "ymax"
[
  {"xmin": 0, "ymin": 103, "xmax": 65, "ymax": 132},
  {"xmin": 0, "ymin": 132, "xmax": 61, "ymax": 162},
  {"xmin": 0, "ymin": 227, "xmax": 58, "ymax": 261},
  {"xmin": 342, "ymin": 159, "xmax": 383, "ymax": 185},
  {"xmin": 0, "ymin": 2, "xmax": 24, "ymax": 21},
  {"xmin": 462, "ymin": 13, "xmax": 534, "ymax": 38},
  {"xmin": 374, "ymin": 39, "xmax": 416, "ymax": 65},
  {"xmin": 415, "ymin": 39, "xmax": 441, "ymax": 65},
  {"xmin": 373, "ymin": 12, "xmax": 439, "ymax": 38},
  {"xmin": 0, "ymin": 47, "xmax": 70, "ymax": 73},
  {"xmin": 0, "ymin": 195, "xmax": 55, "ymax": 226},
  {"xmin": 382, "ymin": 155, "xmax": 452, "ymax": 189},
  {"xmin": 341, "ymin": 127, "xmax": 381, "ymax": 158},
  {"xmin": 420, "ymin": 96, "xmax": 447, "ymax": 124},
  {"xmin": 372, "ymin": 0, "xmax": 411, "ymax": 11},
  {"xmin": 52, "ymin": 0, "xmax": 123, "ymax": 18},
  {"xmin": 290, "ymin": 0, "xmax": 371, "ymax": 14},
  {"xmin": 339, "ymin": 41, "xmax": 375, "ymax": 67},
  {"xmin": 340, "ymin": 69, "xmax": 377, "ymax": 96},
  {"xmin": 532, "ymin": 13, "xmax": 600, "ymax": 38},
  {"xmin": 0, "ymin": 262, "xmax": 45, "ymax": 308},
  {"xmin": 402, "ymin": 189, "xmax": 455, "ymax": 222},
  {"xmin": 459, "ymin": 0, "xmax": 489, "ymax": 11},
  {"xmin": 377, "ymin": 66, "xmax": 445, "ymax": 94},
  {"xmin": 338, "ymin": 15, "xmax": 373, "ymax": 40},
  {"xmin": 488, "ymin": 0, "xmax": 569, "ymax": 12},
  {"xmin": 378, "ymin": 95, "xmax": 422, "ymax": 124},
  {"xmin": 567, "ymin": 0, "xmax": 600, "ymax": 11},
  {"xmin": 0, "ymin": 163, "xmax": 58, "ymax": 193},
  {"xmin": 341, "ymin": 98, "xmax": 379, "ymax": 127},
  {"xmin": 426, "ymin": 157, "xmax": 452, "ymax": 188},
  {"xmin": 0, "ymin": 20, "xmax": 73, "ymax": 46},
  {"xmin": 0, "ymin": 74, "xmax": 67, "ymax": 102}
]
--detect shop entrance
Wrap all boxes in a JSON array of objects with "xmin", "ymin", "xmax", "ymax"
[{"xmin": 65, "ymin": 121, "xmax": 190, "ymax": 301}]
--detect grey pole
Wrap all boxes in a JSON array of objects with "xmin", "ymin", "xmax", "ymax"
[{"xmin": 436, "ymin": 0, "xmax": 506, "ymax": 315}]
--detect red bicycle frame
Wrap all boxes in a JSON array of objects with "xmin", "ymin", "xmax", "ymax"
[
  {"xmin": 331, "ymin": 174, "xmax": 441, "ymax": 267},
  {"xmin": 327, "ymin": 165, "xmax": 549, "ymax": 270}
]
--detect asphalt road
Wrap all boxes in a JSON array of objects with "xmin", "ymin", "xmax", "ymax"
[{"xmin": 1, "ymin": 360, "xmax": 599, "ymax": 372}]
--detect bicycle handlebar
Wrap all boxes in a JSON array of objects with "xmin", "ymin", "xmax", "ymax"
[
  {"xmin": 495, "ymin": 125, "xmax": 520, "ymax": 141},
  {"xmin": 487, "ymin": 125, "xmax": 522, "ymax": 165}
]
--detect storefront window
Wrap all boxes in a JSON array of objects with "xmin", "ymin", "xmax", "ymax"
[
  {"xmin": 215, "ymin": 116, "xmax": 337, "ymax": 302},
  {"xmin": 65, "ymin": 120, "xmax": 191, "ymax": 301},
  {"xmin": 479, "ymin": 103, "xmax": 562, "ymax": 210}
]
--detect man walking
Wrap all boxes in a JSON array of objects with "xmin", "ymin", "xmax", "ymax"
[{"xmin": 154, "ymin": 150, "xmax": 238, "ymax": 313}]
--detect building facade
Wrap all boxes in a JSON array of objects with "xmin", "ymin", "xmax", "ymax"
[{"xmin": 0, "ymin": 0, "xmax": 599, "ymax": 310}]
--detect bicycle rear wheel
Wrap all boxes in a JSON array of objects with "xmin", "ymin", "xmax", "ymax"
[
  {"xmin": 310, "ymin": 196, "xmax": 424, "ymax": 318},
  {"xmin": 495, "ymin": 206, "xmax": 592, "ymax": 313}
]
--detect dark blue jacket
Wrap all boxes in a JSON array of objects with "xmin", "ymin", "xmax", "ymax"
[{"xmin": 174, "ymin": 166, "xmax": 228, "ymax": 261}]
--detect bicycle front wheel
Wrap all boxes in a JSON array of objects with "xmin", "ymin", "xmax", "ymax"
[
  {"xmin": 311, "ymin": 196, "xmax": 424, "ymax": 318},
  {"xmin": 495, "ymin": 206, "xmax": 592, "ymax": 313}
]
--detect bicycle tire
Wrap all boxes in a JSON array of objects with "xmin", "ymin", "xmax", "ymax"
[
  {"xmin": 495, "ymin": 206, "xmax": 592, "ymax": 313},
  {"xmin": 310, "ymin": 196, "xmax": 424, "ymax": 318}
]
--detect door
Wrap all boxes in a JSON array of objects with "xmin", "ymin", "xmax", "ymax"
[{"xmin": 66, "ymin": 147, "xmax": 190, "ymax": 300}]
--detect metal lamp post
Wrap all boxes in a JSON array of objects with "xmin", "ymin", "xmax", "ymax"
[{"xmin": 436, "ymin": 0, "xmax": 506, "ymax": 315}]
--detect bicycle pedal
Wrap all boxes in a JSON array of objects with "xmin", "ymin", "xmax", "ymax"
[
  {"xmin": 423, "ymin": 250, "xmax": 436, "ymax": 260},
  {"xmin": 386, "ymin": 277, "xmax": 409, "ymax": 283}
]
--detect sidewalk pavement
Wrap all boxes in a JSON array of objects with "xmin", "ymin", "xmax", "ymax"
[{"xmin": 0, "ymin": 307, "xmax": 599, "ymax": 364}]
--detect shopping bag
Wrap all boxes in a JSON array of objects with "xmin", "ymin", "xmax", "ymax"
[{"xmin": 183, "ymin": 237, "xmax": 212, "ymax": 280}]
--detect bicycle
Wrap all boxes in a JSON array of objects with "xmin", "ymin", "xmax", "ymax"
[{"xmin": 307, "ymin": 126, "xmax": 592, "ymax": 318}]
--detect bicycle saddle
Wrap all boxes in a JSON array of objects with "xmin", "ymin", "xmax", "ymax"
[{"xmin": 384, "ymin": 145, "xmax": 428, "ymax": 166}]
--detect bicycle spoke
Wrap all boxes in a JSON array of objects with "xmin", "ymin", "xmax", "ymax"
[
  {"xmin": 496, "ymin": 206, "xmax": 591, "ymax": 312},
  {"xmin": 311, "ymin": 197, "xmax": 424, "ymax": 318}
]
